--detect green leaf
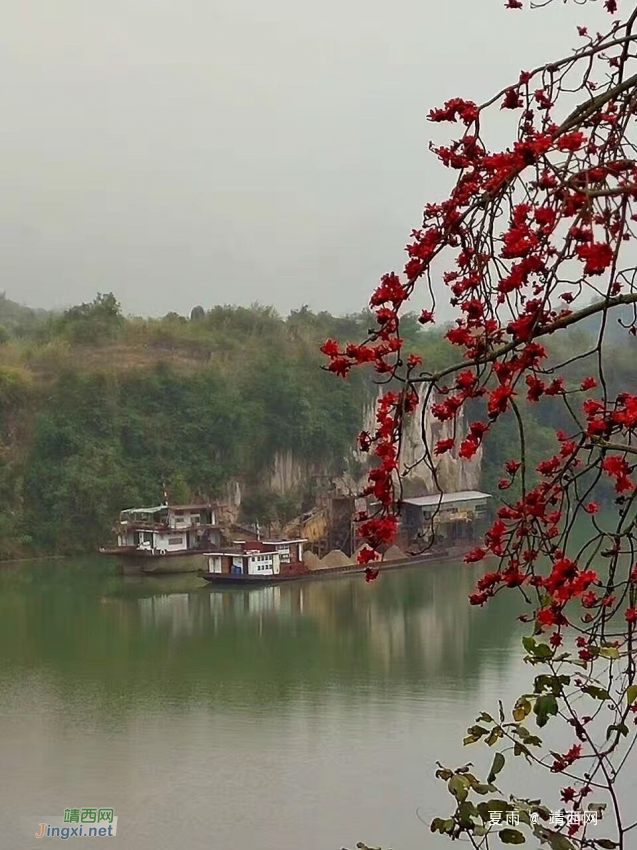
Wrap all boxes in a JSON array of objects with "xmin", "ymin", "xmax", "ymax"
[
  {"xmin": 457, "ymin": 801, "xmax": 480, "ymax": 828},
  {"xmin": 522, "ymin": 636, "xmax": 536, "ymax": 654},
  {"xmin": 513, "ymin": 698, "xmax": 532, "ymax": 721},
  {"xmin": 596, "ymin": 841, "xmax": 618, "ymax": 849},
  {"xmin": 534, "ymin": 643, "xmax": 553, "ymax": 660},
  {"xmin": 448, "ymin": 775, "xmax": 469, "ymax": 803},
  {"xmin": 464, "ymin": 724, "xmax": 489, "ymax": 744},
  {"xmin": 471, "ymin": 783, "xmax": 494, "ymax": 795},
  {"xmin": 627, "ymin": 684, "xmax": 637, "ymax": 705},
  {"xmin": 547, "ymin": 834, "xmax": 575, "ymax": 850},
  {"xmin": 583, "ymin": 685, "xmax": 611, "ymax": 701},
  {"xmin": 499, "ymin": 828, "xmax": 526, "ymax": 844},
  {"xmin": 486, "ymin": 727, "xmax": 504, "ymax": 746},
  {"xmin": 513, "ymin": 742, "xmax": 531, "ymax": 761},
  {"xmin": 606, "ymin": 723, "xmax": 629, "ymax": 739},
  {"xmin": 599, "ymin": 646, "xmax": 620, "ymax": 660},
  {"xmin": 534, "ymin": 694, "xmax": 558, "ymax": 727},
  {"xmin": 487, "ymin": 752, "xmax": 505, "ymax": 783},
  {"xmin": 430, "ymin": 817, "xmax": 454, "ymax": 835},
  {"xmin": 435, "ymin": 768, "xmax": 453, "ymax": 781}
]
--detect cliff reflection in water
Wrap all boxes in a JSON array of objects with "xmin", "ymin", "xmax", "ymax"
[{"xmin": 0, "ymin": 559, "xmax": 520, "ymax": 719}]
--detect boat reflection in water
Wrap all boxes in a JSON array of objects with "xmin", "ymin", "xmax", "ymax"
[{"xmin": 121, "ymin": 561, "xmax": 516, "ymax": 690}]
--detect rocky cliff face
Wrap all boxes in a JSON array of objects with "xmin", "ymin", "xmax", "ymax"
[
  {"xmin": 356, "ymin": 390, "xmax": 482, "ymax": 496},
  {"xmin": 223, "ymin": 389, "xmax": 482, "ymax": 524}
]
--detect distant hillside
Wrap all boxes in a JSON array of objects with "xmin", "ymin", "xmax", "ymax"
[
  {"xmin": 0, "ymin": 293, "xmax": 50, "ymax": 338},
  {"xmin": 0, "ymin": 292, "xmax": 633, "ymax": 560}
]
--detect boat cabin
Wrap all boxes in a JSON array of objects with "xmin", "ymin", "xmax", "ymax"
[
  {"xmin": 116, "ymin": 502, "xmax": 222, "ymax": 554},
  {"xmin": 206, "ymin": 539, "xmax": 306, "ymax": 578}
]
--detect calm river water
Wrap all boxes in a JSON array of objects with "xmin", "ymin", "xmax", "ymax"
[{"xmin": 0, "ymin": 558, "xmax": 541, "ymax": 849}]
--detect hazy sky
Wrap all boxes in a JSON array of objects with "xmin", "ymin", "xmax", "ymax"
[{"xmin": 0, "ymin": 0, "xmax": 612, "ymax": 318}]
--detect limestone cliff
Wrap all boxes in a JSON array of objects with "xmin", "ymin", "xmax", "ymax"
[
  {"xmin": 224, "ymin": 389, "xmax": 482, "ymax": 526},
  {"xmin": 356, "ymin": 389, "xmax": 482, "ymax": 497}
]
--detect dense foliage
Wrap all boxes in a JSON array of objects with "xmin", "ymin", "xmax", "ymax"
[
  {"xmin": 0, "ymin": 296, "xmax": 383, "ymax": 556},
  {"xmin": 0, "ymin": 292, "xmax": 630, "ymax": 559}
]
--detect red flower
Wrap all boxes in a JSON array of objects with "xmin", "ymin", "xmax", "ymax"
[
  {"xmin": 469, "ymin": 591, "xmax": 489, "ymax": 605},
  {"xmin": 464, "ymin": 547, "xmax": 487, "ymax": 563},
  {"xmin": 358, "ymin": 546, "xmax": 380, "ymax": 566},
  {"xmin": 364, "ymin": 567, "xmax": 380, "ymax": 583},
  {"xmin": 435, "ymin": 438, "xmax": 455, "ymax": 456},
  {"xmin": 576, "ymin": 242, "xmax": 614, "ymax": 276},
  {"xmin": 602, "ymin": 455, "xmax": 631, "ymax": 479},
  {"xmin": 505, "ymin": 0, "xmax": 523, "ymax": 7},
  {"xmin": 502, "ymin": 88, "xmax": 523, "ymax": 109},
  {"xmin": 626, "ymin": 608, "xmax": 637, "ymax": 624},
  {"xmin": 557, "ymin": 131, "xmax": 586, "ymax": 152},
  {"xmin": 459, "ymin": 436, "xmax": 480, "ymax": 460},
  {"xmin": 469, "ymin": 421, "xmax": 489, "ymax": 438},
  {"xmin": 370, "ymin": 272, "xmax": 407, "ymax": 307},
  {"xmin": 407, "ymin": 353, "xmax": 423, "ymax": 367},
  {"xmin": 561, "ymin": 787, "xmax": 575, "ymax": 803},
  {"xmin": 488, "ymin": 385, "xmax": 514, "ymax": 418},
  {"xmin": 419, "ymin": 310, "xmax": 435, "ymax": 324},
  {"xmin": 327, "ymin": 357, "xmax": 351, "ymax": 377},
  {"xmin": 526, "ymin": 375, "xmax": 546, "ymax": 402},
  {"xmin": 581, "ymin": 376, "xmax": 598, "ymax": 390},
  {"xmin": 537, "ymin": 607, "xmax": 558, "ymax": 627},
  {"xmin": 429, "ymin": 98, "xmax": 479, "ymax": 125},
  {"xmin": 505, "ymin": 459, "xmax": 521, "ymax": 475},
  {"xmin": 584, "ymin": 502, "xmax": 599, "ymax": 515},
  {"xmin": 320, "ymin": 338, "xmax": 340, "ymax": 357}
]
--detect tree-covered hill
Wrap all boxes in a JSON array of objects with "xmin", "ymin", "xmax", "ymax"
[{"xmin": 0, "ymin": 293, "xmax": 634, "ymax": 559}]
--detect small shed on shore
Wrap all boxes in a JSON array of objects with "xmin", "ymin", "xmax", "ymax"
[{"xmin": 401, "ymin": 490, "xmax": 490, "ymax": 546}]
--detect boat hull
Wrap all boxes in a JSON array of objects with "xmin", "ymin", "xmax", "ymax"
[
  {"xmin": 105, "ymin": 551, "xmax": 208, "ymax": 575},
  {"xmin": 198, "ymin": 546, "xmax": 474, "ymax": 587}
]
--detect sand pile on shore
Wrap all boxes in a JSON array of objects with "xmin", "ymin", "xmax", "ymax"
[
  {"xmin": 320, "ymin": 549, "xmax": 353, "ymax": 568},
  {"xmin": 383, "ymin": 545, "xmax": 408, "ymax": 562},
  {"xmin": 303, "ymin": 551, "xmax": 323, "ymax": 571}
]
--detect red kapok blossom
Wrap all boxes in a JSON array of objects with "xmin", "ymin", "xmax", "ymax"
[
  {"xmin": 576, "ymin": 242, "xmax": 614, "ymax": 276},
  {"xmin": 320, "ymin": 338, "xmax": 340, "ymax": 357},
  {"xmin": 626, "ymin": 608, "xmax": 637, "ymax": 624},
  {"xmin": 364, "ymin": 567, "xmax": 380, "ymax": 583},
  {"xmin": 464, "ymin": 547, "xmax": 487, "ymax": 564},
  {"xmin": 435, "ymin": 438, "xmax": 455, "ymax": 456},
  {"xmin": 358, "ymin": 546, "xmax": 380, "ymax": 566}
]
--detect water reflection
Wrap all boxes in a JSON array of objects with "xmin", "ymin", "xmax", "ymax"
[
  {"xmin": 0, "ymin": 558, "xmax": 527, "ymax": 850},
  {"xmin": 0, "ymin": 560, "xmax": 520, "ymax": 716}
]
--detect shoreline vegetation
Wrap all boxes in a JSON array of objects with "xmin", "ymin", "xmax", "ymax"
[{"xmin": 0, "ymin": 293, "xmax": 632, "ymax": 561}]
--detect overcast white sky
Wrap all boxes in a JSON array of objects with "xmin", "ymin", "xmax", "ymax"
[{"xmin": 0, "ymin": 0, "xmax": 612, "ymax": 318}]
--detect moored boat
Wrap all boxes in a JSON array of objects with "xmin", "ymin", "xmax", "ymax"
[{"xmin": 100, "ymin": 502, "xmax": 224, "ymax": 574}]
